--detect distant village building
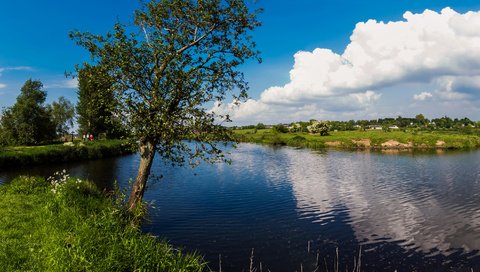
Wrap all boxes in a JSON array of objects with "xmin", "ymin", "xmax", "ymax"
[
  {"xmin": 388, "ymin": 125, "xmax": 399, "ymax": 129},
  {"xmin": 367, "ymin": 125, "xmax": 382, "ymax": 130}
]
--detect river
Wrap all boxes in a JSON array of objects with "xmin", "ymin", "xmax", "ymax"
[{"xmin": 1, "ymin": 143, "xmax": 480, "ymax": 271}]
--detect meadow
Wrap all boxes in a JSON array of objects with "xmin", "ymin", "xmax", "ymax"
[
  {"xmin": 233, "ymin": 128, "xmax": 480, "ymax": 150},
  {"xmin": 0, "ymin": 175, "xmax": 205, "ymax": 272}
]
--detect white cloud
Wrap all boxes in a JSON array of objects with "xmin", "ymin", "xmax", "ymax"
[
  {"xmin": 0, "ymin": 66, "xmax": 32, "ymax": 98},
  {"xmin": 220, "ymin": 7, "xmax": 480, "ymax": 124},
  {"xmin": 0, "ymin": 66, "xmax": 32, "ymax": 76},
  {"xmin": 45, "ymin": 78, "xmax": 78, "ymax": 89},
  {"xmin": 413, "ymin": 92, "xmax": 433, "ymax": 101}
]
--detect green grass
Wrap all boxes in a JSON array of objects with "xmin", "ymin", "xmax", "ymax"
[
  {"xmin": 234, "ymin": 129, "xmax": 480, "ymax": 150},
  {"xmin": 0, "ymin": 140, "xmax": 134, "ymax": 168},
  {"xmin": 0, "ymin": 175, "xmax": 205, "ymax": 272}
]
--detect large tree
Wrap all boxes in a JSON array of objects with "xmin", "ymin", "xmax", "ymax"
[
  {"xmin": 76, "ymin": 64, "xmax": 125, "ymax": 138},
  {"xmin": 71, "ymin": 0, "xmax": 261, "ymax": 210},
  {"xmin": 0, "ymin": 79, "xmax": 56, "ymax": 145}
]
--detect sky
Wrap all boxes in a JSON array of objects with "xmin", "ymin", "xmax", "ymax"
[{"xmin": 2, "ymin": 1, "xmax": 480, "ymax": 125}]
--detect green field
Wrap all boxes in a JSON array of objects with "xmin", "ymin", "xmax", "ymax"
[
  {"xmin": 0, "ymin": 176, "xmax": 205, "ymax": 272},
  {"xmin": 234, "ymin": 129, "xmax": 480, "ymax": 150},
  {"xmin": 0, "ymin": 140, "xmax": 134, "ymax": 167}
]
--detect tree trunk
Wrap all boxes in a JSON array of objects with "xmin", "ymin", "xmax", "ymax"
[{"xmin": 127, "ymin": 140, "xmax": 156, "ymax": 212}]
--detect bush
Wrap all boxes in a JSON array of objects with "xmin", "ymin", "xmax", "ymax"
[
  {"xmin": 272, "ymin": 124, "xmax": 288, "ymax": 133},
  {"xmin": 307, "ymin": 120, "xmax": 329, "ymax": 136}
]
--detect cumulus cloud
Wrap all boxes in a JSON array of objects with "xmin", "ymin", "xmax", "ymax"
[
  {"xmin": 0, "ymin": 83, "xmax": 6, "ymax": 89},
  {"xmin": 215, "ymin": 7, "xmax": 480, "ymax": 124},
  {"xmin": 413, "ymin": 92, "xmax": 433, "ymax": 101}
]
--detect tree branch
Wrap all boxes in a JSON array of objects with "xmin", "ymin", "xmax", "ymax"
[{"xmin": 176, "ymin": 24, "xmax": 216, "ymax": 55}]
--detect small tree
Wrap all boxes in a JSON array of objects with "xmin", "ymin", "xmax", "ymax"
[
  {"xmin": 272, "ymin": 124, "xmax": 288, "ymax": 133},
  {"xmin": 50, "ymin": 96, "xmax": 75, "ymax": 139},
  {"xmin": 71, "ymin": 0, "xmax": 261, "ymax": 211},
  {"xmin": 256, "ymin": 123, "xmax": 266, "ymax": 129},
  {"xmin": 288, "ymin": 123, "xmax": 301, "ymax": 133},
  {"xmin": 0, "ymin": 79, "xmax": 56, "ymax": 145},
  {"xmin": 415, "ymin": 113, "xmax": 427, "ymax": 126},
  {"xmin": 76, "ymin": 64, "xmax": 126, "ymax": 138},
  {"xmin": 307, "ymin": 120, "xmax": 329, "ymax": 136}
]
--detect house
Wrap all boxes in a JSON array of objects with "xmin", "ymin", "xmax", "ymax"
[
  {"xmin": 388, "ymin": 125, "xmax": 399, "ymax": 129},
  {"xmin": 367, "ymin": 125, "xmax": 382, "ymax": 130}
]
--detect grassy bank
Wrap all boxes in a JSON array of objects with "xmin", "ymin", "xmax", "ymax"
[
  {"xmin": 0, "ymin": 140, "xmax": 134, "ymax": 167},
  {"xmin": 234, "ymin": 129, "xmax": 480, "ymax": 150},
  {"xmin": 0, "ymin": 175, "xmax": 205, "ymax": 271}
]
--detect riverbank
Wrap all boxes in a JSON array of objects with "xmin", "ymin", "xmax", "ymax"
[
  {"xmin": 234, "ymin": 129, "xmax": 480, "ymax": 150},
  {"xmin": 0, "ymin": 175, "xmax": 205, "ymax": 271},
  {"xmin": 0, "ymin": 140, "xmax": 134, "ymax": 167}
]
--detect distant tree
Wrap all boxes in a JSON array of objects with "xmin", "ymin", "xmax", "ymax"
[
  {"xmin": 71, "ymin": 0, "xmax": 261, "ymax": 211},
  {"xmin": 432, "ymin": 116, "xmax": 453, "ymax": 129},
  {"xmin": 307, "ymin": 120, "xmax": 329, "ymax": 136},
  {"xmin": 50, "ymin": 96, "xmax": 75, "ymax": 139},
  {"xmin": 288, "ymin": 123, "xmax": 301, "ymax": 133},
  {"xmin": 415, "ymin": 114, "xmax": 427, "ymax": 126},
  {"xmin": 76, "ymin": 64, "xmax": 126, "ymax": 138},
  {"xmin": 256, "ymin": 123, "xmax": 266, "ymax": 129},
  {"xmin": 0, "ymin": 80, "xmax": 56, "ymax": 145},
  {"xmin": 272, "ymin": 124, "xmax": 288, "ymax": 133}
]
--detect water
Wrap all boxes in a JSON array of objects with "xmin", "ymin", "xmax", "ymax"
[{"xmin": 2, "ymin": 144, "xmax": 480, "ymax": 271}]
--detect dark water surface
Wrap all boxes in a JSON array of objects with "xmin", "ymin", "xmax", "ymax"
[{"xmin": 2, "ymin": 144, "xmax": 480, "ymax": 271}]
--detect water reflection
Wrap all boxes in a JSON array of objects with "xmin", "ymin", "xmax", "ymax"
[
  {"xmin": 287, "ymin": 149, "xmax": 480, "ymax": 255},
  {"xmin": 0, "ymin": 155, "xmax": 133, "ymax": 188},
  {"xmin": 2, "ymin": 145, "xmax": 480, "ymax": 270}
]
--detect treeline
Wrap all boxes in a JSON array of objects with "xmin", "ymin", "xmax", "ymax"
[
  {"xmin": 235, "ymin": 114, "xmax": 478, "ymax": 132},
  {"xmin": 0, "ymin": 80, "xmax": 75, "ymax": 146},
  {"xmin": 0, "ymin": 65, "xmax": 128, "ymax": 146}
]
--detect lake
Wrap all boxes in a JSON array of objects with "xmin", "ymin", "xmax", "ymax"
[{"xmin": 1, "ymin": 143, "xmax": 480, "ymax": 271}]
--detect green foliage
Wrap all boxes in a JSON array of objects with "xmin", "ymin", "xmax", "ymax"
[
  {"xmin": 272, "ymin": 124, "xmax": 288, "ymax": 133},
  {"xmin": 50, "ymin": 96, "xmax": 75, "ymax": 137},
  {"xmin": 76, "ymin": 64, "xmax": 127, "ymax": 139},
  {"xmin": 70, "ymin": 0, "xmax": 261, "ymax": 207},
  {"xmin": 0, "ymin": 175, "xmax": 205, "ymax": 271},
  {"xmin": 0, "ymin": 140, "xmax": 133, "ymax": 168},
  {"xmin": 233, "ymin": 128, "xmax": 480, "ymax": 150},
  {"xmin": 256, "ymin": 123, "xmax": 266, "ymax": 129},
  {"xmin": 71, "ymin": 0, "xmax": 261, "ymax": 161},
  {"xmin": 307, "ymin": 120, "xmax": 329, "ymax": 136},
  {"xmin": 0, "ymin": 80, "xmax": 56, "ymax": 145}
]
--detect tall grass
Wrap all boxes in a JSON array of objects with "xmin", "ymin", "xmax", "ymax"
[{"xmin": 0, "ymin": 175, "xmax": 205, "ymax": 272}]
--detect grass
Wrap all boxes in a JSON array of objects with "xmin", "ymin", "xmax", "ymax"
[
  {"xmin": 0, "ymin": 175, "xmax": 206, "ymax": 272},
  {"xmin": 233, "ymin": 129, "xmax": 480, "ymax": 150},
  {"xmin": 0, "ymin": 139, "xmax": 134, "ymax": 167}
]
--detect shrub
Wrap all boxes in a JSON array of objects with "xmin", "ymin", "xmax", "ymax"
[{"xmin": 307, "ymin": 120, "xmax": 330, "ymax": 136}]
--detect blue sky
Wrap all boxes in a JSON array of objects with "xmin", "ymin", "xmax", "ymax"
[{"xmin": 2, "ymin": 1, "xmax": 480, "ymax": 124}]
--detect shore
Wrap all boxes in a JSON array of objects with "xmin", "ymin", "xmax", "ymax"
[
  {"xmin": 0, "ymin": 176, "xmax": 205, "ymax": 271},
  {"xmin": 0, "ymin": 140, "xmax": 134, "ymax": 168},
  {"xmin": 234, "ymin": 129, "xmax": 480, "ymax": 150}
]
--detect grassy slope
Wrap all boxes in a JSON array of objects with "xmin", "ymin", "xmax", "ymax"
[
  {"xmin": 0, "ymin": 176, "xmax": 205, "ymax": 272},
  {"xmin": 234, "ymin": 129, "xmax": 480, "ymax": 149},
  {"xmin": 0, "ymin": 140, "xmax": 134, "ymax": 167}
]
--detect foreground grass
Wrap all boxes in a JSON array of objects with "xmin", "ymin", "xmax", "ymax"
[
  {"xmin": 0, "ymin": 176, "xmax": 205, "ymax": 272},
  {"xmin": 234, "ymin": 129, "xmax": 480, "ymax": 150},
  {"xmin": 0, "ymin": 139, "xmax": 134, "ymax": 167}
]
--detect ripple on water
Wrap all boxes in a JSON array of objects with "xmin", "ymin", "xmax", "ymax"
[{"xmin": 3, "ymin": 144, "xmax": 480, "ymax": 270}]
